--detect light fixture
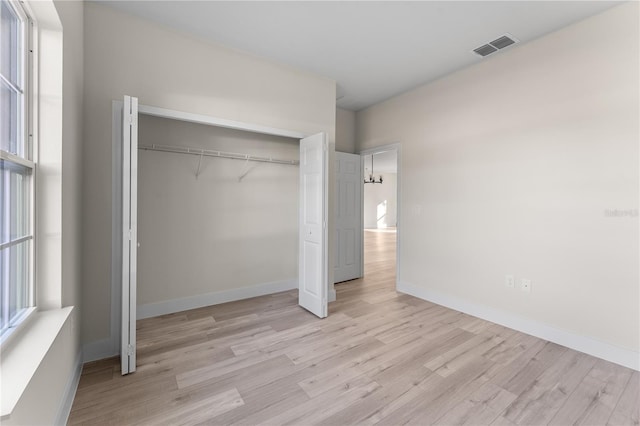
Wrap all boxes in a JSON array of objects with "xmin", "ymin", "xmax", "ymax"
[{"xmin": 364, "ymin": 155, "xmax": 383, "ymax": 184}]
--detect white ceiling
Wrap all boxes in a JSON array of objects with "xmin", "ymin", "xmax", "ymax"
[
  {"xmin": 364, "ymin": 151, "xmax": 397, "ymax": 175},
  {"xmin": 100, "ymin": 1, "xmax": 621, "ymax": 111}
]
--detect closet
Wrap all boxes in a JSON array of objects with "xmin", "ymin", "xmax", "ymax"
[
  {"xmin": 137, "ymin": 114, "xmax": 300, "ymax": 315},
  {"xmin": 115, "ymin": 96, "xmax": 329, "ymax": 375}
]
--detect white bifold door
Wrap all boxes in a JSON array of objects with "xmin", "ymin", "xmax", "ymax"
[
  {"xmin": 298, "ymin": 133, "xmax": 329, "ymax": 318},
  {"xmin": 121, "ymin": 95, "xmax": 138, "ymax": 375},
  {"xmin": 334, "ymin": 152, "xmax": 362, "ymax": 283}
]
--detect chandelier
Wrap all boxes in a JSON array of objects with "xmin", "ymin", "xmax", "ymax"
[{"xmin": 364, "ymin": 155, "xmax": 383, "ymax": 184}]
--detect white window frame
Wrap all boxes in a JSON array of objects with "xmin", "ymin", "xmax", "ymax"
[{"xmin": 0, "ymin": 0, "xmax": 36, "ymax": 344}]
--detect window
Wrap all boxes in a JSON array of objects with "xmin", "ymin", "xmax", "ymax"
[{"xmin": 1, "ymin": 0, "xmax": 33, "ymax": 339}]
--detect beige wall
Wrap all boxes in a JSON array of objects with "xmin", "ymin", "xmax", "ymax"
[
  {"xmin": 357, "ymin": 3, "xmax": 639, "ymax": 353},
  {"xmin": 336, "ymin": 107, "xmax": 356, "ymax": 153},
  {"xmin": 82, "ymin": 3, "xmax": 335, "ymax": 346},
  {"xmin": 364, "ymin": 173, "xmax": 397, "ymax": 229},
  {"xmin": 137, "ymin": 116, "xmax": 299, "ymax": 307}
]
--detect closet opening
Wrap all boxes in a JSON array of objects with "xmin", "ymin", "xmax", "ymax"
[
  {"xmin": 113, "ymin": 97, "xmax": 329, "ymax": 374},
  {"xmin": 136, "ymin": 115, "xmax": 300, "ymax": 320}
]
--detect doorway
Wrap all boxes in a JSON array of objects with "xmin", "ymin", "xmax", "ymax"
[{"xmin": 360, "ymin": 145, "xmax": 400, "ymax": 286}]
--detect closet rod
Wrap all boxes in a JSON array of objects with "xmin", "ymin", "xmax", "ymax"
[{"xmin": 138, "ymin": 143, "xmax": 299, "ymax": 165}]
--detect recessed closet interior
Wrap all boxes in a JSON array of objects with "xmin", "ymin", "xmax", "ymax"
[{"xmin": 136, "ymin": 115, "xmax": 300, "ymax": 316}]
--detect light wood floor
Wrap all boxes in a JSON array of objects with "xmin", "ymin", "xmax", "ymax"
[{"xmin": 69, "ymin": 230, "xmax": 639, "ymax": 425}]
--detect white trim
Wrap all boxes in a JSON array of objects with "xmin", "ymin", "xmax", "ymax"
[
  {"xmin": 359, "ymin": 143, "xmax": 402, "ymax": 285},
  {"xmin": 328, "ymin": 288, "xmax": 336, "ymax": 303},
  {"xmin": 110, "ymin": 101, "xmax": 123, "ymax": 365},
  {"xmin": 137, "ymin": 279, "xmax": 298, "ymax": 320},
  {"xmin": 0, "ymin": 307, "xmax": 73, "ymax": 419},
  {"xmin": 0, "ymin": 150, "xmax": 35, "ymax": 169},
  {"xmin": 54, "ymin": 349, "xmax": 82, "ymax": 426},
  {"xmin": 323, "ymin": 135, "xmax": 329, "ymax": 316},
  {"xmin": 397, "ymin": 280, "xmax": 640, "ymax": 371},
  {"xmin": 137, "ymin": 104, "xmax": 306, "ymax": 140},
  {"xmin": 0, "ymin": 307, "xmax": 36, "ymax": 346},
  {"xmin": 0, "ymin": 235, "xmax": 33, "ymax": 251}
]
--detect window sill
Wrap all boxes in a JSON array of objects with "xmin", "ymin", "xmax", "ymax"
[{"xmin": 0, "ymin": 306, "xmax": 73, "ymax": 420}]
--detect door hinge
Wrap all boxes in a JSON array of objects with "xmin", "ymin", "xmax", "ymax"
[
  {"xmin": 126, "ymin": 113, "xmax": 136, "ymax": 126},
  {"xmin": 128, "ymin": 229, "xmax": 132, "ymax": 240},
  {"xmin": 127, "ymin": 344, "xmax": 135, "ymax": 356}
]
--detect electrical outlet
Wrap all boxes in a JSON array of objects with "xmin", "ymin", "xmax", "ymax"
[
  {"xmin": 521, "ymin": 279, "xmax": 531, "ymax": 293},
  {"xmin": 505, "ymin": 275, "xmax": 515, "ymax": 289}
]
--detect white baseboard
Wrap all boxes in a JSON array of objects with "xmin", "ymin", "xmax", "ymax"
[
  {"xmin": 83, "ymin": 337, "xmax": 118, "ymax": 363},
  {"xmin": 54, "ymin": 349, "xmax": 82, "ymax": 426},
  {"xmin": 137, "ymin": 279, "xmax": 298, "ymax": 320},
  {"xmin": 397, "ymin": 280, "xmax": 640, "ymax": 371},
  {"xmin": 329, "ymin": 287, "xmax": 336, "ymax": 303}
]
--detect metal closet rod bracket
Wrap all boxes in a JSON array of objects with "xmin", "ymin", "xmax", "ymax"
[
  {"xmin": 139, "ymin": 143, "xmax": 299, "ymax": 179},
  {"xmin": 139, "ymin": 143, "xmax": 299, "ymax": 165}
]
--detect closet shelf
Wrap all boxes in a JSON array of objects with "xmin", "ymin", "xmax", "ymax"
[{"xmin": 138, "ymin": 143, "xmax": 299, "ymax": 166}]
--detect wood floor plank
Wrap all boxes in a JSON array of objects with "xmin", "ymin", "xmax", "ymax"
[
  {"xmin": 502, "ymin": 349, "xmax": 597, "ymax": 425},
  {"xmin": 212, "ymin": 386, "xmax": 310, "ymax": 426},
  {"xmin": 434, "ymin": 382, "xmax": 517, "ymax": 426},
  {"xmin": 424, "ymin": 332, "xmax": 504, "ymax": 376},
  {"xmin": 317, "ymin": 367, "xmax": 434, "ymax": 426},
  {"xmin": 491, "ymin": 415, "xmax": 517, "ymax": 425},
  {"xmin": 287, "ymin": 332, "xmax": 383, "ymax": 367},
  {"xmin": 264, "ymin": 374, "xmax": 380, "ymax": 425},
  {"xmin": 378, "ymin": 357, "xmax": 497, "ymax": 425},
  {"xmin": 175, "ymin": 349, "xmax": 282, "ymax": 389},
  {"xmin": 500, "ymin": 341, "xmax": 567, "ymax": 395},
  {"xmin": 370, "ymin": 328, "xmax": 471, "ymax": 387},
  {"xmin": 608, "ymin": 371, "xmax": 640, "ymax": 425},
  {"xmin": 549, "ymin": 359, "xmax": 633, "ymax": 425},
  {"xmin": 69, "ymin": 230, "xmax": 639, "ymax": 425},
  {"xmin": 68, "ymin": 375, "xmax": 180, "ymax": 424},
  {"xmin": 297, "ymin": 332, "xmax": 429, "ymax": 398},
  {"xmin": 76, "ymin": 362, "xmax": 116, "ymax": 390},
  {"xmin": 136, "ymin": 387, "xmax": 244, "ymax": 426}
]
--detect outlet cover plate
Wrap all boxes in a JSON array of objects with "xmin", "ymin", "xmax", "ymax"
[{"xmin": 505, "ymin": 275, "xmax": 515, "ymax": 288}]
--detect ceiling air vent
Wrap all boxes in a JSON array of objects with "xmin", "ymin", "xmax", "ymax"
[
  {"xmin": 472, "ymin": 33, "xmax": 518, "ymax": 58},
  {"xmin": 490, "ymin": 35, "xmax": 516, "ymax": 49},
  {"xmin": 473, "ymin": 44, "xmax": 497, "ymax": 57}
]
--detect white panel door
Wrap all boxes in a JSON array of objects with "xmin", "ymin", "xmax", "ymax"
[
  {"xmin": 299, "ymin": 133, "xmax": 328, "ymax": 318},
  {"xmin": 121, "ymin": 95, "xmax": 138, "ymax": 375},
  {"xmin": 334, "ymin": 152, "xmax": 362, "ymax": 283}
]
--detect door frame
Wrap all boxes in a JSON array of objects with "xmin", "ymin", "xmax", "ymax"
[
  {"xmin": 359, "ymin": 143, "xmax": 402, "ymax": 288},
  {"xmin": 111, "ymin": 100, "xmax": 330, "ymax": 373}
]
